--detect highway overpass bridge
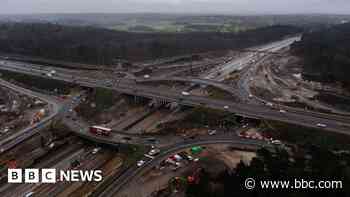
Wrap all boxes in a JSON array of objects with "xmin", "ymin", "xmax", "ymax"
[{"xmin": 1, "ymin": 60, "xmax": 350, "ymax": 136}]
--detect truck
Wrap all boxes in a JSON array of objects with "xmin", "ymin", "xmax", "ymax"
[{"xmin": 89, "ymin": 126, "xmax": 112, "ymax": 136}]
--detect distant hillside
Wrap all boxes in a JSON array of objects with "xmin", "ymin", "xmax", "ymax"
[
  {"xmin": 293, "ymin": 22, "xmax": 350, "ymax": 88},
  {"xmin": 0, "ymin": 23, "xmax": 300, "ymax": 64},
  {"xmin": 1, "ymin": 13, "xmax": 349, "ymax": 30}
]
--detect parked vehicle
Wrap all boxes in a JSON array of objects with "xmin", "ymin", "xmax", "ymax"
[{"xmin": 148, "ymin": 148, "xmax": 160, "ymax": 156}]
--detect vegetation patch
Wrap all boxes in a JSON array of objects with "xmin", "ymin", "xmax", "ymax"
[
  {"xmin": 159, "ymin": 107, "xmax": 238, "ymax": 134},
  {"xmin": 262, "ymin": 120, "xmax": 350, "ymax": 150},
  {"xmin": 0, "ymin": 23, "xmax": 300, "ymax": 64},
  {"xmin": 75, "ymin": 88, "xmax": 121, "ymax": 123},
  {"xmin": 0, "ymin": 69, "xmax": 72, "ymax": 94},
  {"xmin": 293, "ymin": 22, "xmax": 350, "ymax": 90}
]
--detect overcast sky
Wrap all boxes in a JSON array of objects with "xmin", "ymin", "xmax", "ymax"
[{"xmin": 1, "ymin": 0, "xmax": 350, "ymax": 15}]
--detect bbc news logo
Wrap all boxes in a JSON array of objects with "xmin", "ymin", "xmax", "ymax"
[{"xmin": 8, "ymin": 169, "xmax": 103, "ymax": 183}]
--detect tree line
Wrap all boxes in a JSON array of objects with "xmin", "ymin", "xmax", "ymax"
[
  {"xmin": 186, "ymin": 146, "xmax": 350, "ymax": 197},
  {"xmin": 292, "ymin": 22, "xmax": 350, "ymax": 89},
  {"xmin": 0, "ymin": 23, "xmax": 300, "ymax": 65}
]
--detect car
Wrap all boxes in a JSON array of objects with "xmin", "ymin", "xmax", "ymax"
[
  {"xmin": 173, "ymin": 154, "xmax": 183, "ymax": 161},
  {"xmin": 171, "ymin": 165, "xmax": 181, "ymax": 171},
  {"xmin": 92, "ymin": 147, "xmax": 101, "ymax": 154},
  {"xmin": 316, "ymin": 123, "xmax": 327, "ymax": 128},
  {"xmin": 48, "ymin": 142, "xmax": 55, "ymax": 149},
  {"xmin": 1, "ymin": 127, "xmax": 10, "ymax": 134},
  {"xmin": 271, "ymin": 140, "xmax": 282, "ymax": 145},
  {"xmin": 186, "ymin": 155, "xmax": 194, "ymax": 161},
  {"xmin": 148, "ymin": 148, "xmax": 160, "ymax": 156},
  {"xmin": 123, "ymin": 136, "xmax": 132, "ymax": 141},
  {"xmin": 224, "ymin": 105, "xmax": 229, "ymax": 109},
  {"xmin": 181, "ymin": 91, "xmax": 190, "ymax": 96},
  {"xmin": 137, "ymin": 160, "xmax": 146, "ymax": 167},
  {"xmin": 146, "ymin": 137, "xmax": 156, "ymax": 142},
  {"xmin": 24, "ymin": 192, "xmax": 35, "ymax": 197},
  {"xmin": 208, "ymin": 130, "xmax": 217, "ymax": 135},
  {"xmin": 266, "ymin": 102, "xmax": 274, "ymax": 107},
  {"xmin": 249, "ymin": 94, "xmax": 253, "ymax": 99},
  {"xmin": 279, "ymin": 109, "xmax": 287, "ymax": 113},
  {"xmin": 143, "ymin": 74, "xmax": 150, "ymax": 79}
]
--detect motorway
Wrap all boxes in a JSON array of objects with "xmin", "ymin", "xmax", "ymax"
[
  {"xmin": 1, "ymin": 59, "xmax": 350, "ymax": 135},
  {"xmin": 0, "ymin": 77, "xmax": 270, "ymax": 197},
  {"xmin": 137, "ymin": 76, "xmax": 240, "ymax": 97},
  {"xmin": 1, "ymin": 36, "xmax": 350, "ymax": 196},
  {"xmin": 204, "ymin": 36, "xmax": 301, "ymax": 81}
]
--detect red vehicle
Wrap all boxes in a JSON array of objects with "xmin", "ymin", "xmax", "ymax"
[{"xmin": 89, "ymin": 126, "xmax": 112, "ymax": 136}]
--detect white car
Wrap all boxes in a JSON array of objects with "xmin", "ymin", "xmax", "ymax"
[
  {"xmin": 137, "ymin": 160, "xmax": 146, "ymax": 167},
  {"xmin": 148, "ymin": 149, "xmax": 160, "ymax": 156},
  {"xmin": 266, "ymin": 102, "xmax": 274, "ymax": 107},
  {"xmin": 208, "ymin": 130, "xmax": 217, "ymax": 135},
  {"xmin": 316, "ymin": 123, "xmax": 327, "ymax": 128},
  {"xmin": 224, "ymin": 105, "xmax": 229, "ymax": 109},
  {"xmin": 279, "ymin": 109, "xmax": 287, "ymax": 113},
  {"xmin": 92, "ymin": 147, "xmax": 101, "ymax": 154},
  {"xmin": 48, "ymin": 142, "xmax": 55, "ymax": 149},
  {"xmin": 24, "ymin": 192, "xmax": 34, "ymax": 197},
  {"xmin": 143, "ymin": 74, "xmax": 150, "ymax": 79},
  {"xmin": 181, "ymin": 91, "xmax": 190, "ymax": 96},
  {"xmin": 249, "ymin": 94, "xmax": 253, "ymax": 99},
  {"xmin": 271, "ymin": 140, "xmax": 282, "ymax": 145}
]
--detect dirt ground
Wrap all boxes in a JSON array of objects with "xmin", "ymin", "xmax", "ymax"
[
  {"xmin": 0, "ymin": 86, "xmax": 48, "ymax": 139},
  {"xmin": 250, "ymin": 51, "xmax": 350, "ymax": 114}
]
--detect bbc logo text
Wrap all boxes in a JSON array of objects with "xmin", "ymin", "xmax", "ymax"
[{"xmin": 8, "ymin": 169, "xmax": 103, "ymax": 183}]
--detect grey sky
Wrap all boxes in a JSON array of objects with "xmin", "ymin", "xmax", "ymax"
[{"xmin": 1, "ymin": 0, "xmax": 350, "ymax": 14}]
